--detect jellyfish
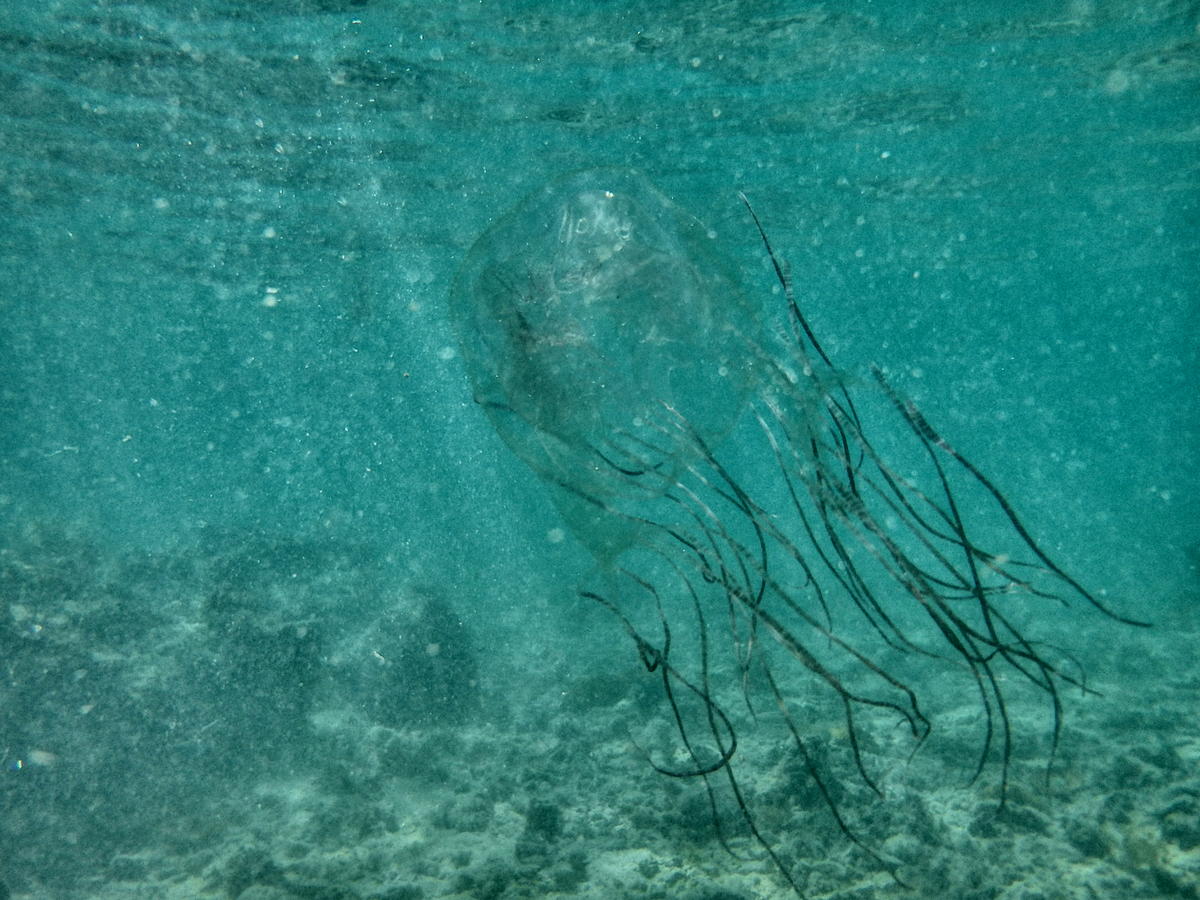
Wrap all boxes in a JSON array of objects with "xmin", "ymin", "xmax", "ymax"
[{"xmin": 449, "ymin": 168, "xmax": 1146, "ymax": 895}]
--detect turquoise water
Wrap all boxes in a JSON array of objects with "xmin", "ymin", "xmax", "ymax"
[{"xmin": 1, "ymin": 3, "xmax": 1196, "ymax": 898}]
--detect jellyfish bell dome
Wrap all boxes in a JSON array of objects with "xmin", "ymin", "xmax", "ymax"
[{"xmin": 450, "ymin": 169, "xmax": 762, "ymax": 561}]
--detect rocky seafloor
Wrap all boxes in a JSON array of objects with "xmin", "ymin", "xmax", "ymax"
[{"xmin": 2, "ymin": 522, "xmax": 1197, "ymax": 899}]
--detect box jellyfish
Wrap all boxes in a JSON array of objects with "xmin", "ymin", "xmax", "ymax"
[{"xmin": 448, "ymin": 168, "xmax": 1145, "ymax": 895}]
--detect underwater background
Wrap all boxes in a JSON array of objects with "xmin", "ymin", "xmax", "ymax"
[{"xmin": 1, "ymin": 2, "xmax": 1197, "ymax": 898}]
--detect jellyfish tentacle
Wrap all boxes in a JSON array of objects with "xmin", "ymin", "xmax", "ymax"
[
  {"xmin": 581, "ymin": 584, "xmax": 738, "ymax": 780},
  {"xmin": 585, "ymin": 570, "xmax": 807, "ymax": 897},
  {"xmin": 760, "ymin": 662, "xmax": 911, "ymax": 889},
  {"xmin": 870, "ymin": 366, "xmax": 1150, "ymax": 628}
]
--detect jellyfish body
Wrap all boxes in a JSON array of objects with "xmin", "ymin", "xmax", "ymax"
[
  {"xmin": 451, "ymin": 169, "xmax": 760, "ymax": 561},
  {"xmin": 449, "ymin": 169, "xmax": 1144, "ymax": 896}
]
